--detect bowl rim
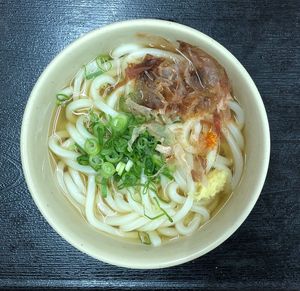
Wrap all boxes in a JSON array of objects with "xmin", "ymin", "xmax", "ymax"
[{"xmin": 20, "ymin": 18, "xmax": 270, "ymax": 269}]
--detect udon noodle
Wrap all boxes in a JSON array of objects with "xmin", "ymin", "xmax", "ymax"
[{"xmin": 49, "ymin": 36, "xmax": 245, "ymax": 246}]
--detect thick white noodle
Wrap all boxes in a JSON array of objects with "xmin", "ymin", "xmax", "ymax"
[
  {"xmin": 69, "ymin": 167, "xmax": 86, "ymax": 194},
  {"xmin": 94, "ymin": 99, "xmax": 118, "ymax": 117},
  {"xmin": 114, "ymin": 193, "xmax": 132, "ymax": 212},
  {"xmin": 73, "ymin": 68, "xmax": 85, "ymax": 99},
  {"xmin": 66, "ymin": 123, "xmax": 86, "ymax": 148},
  {"xmin": 49, "ymin": 134, "xmax": 79, "ymax": 160},
  {"xmin": 157, "ymin": 227, "xmax": 179, "ymax": 237},
  {"xmin": 191, "ymin": 205, "xmax": 210, "ymax": 221},
  {"xmin": 112, "ymin": 43, "xmax": 143, "ymax": 58},
  {"xmin": 162, "ymin": 196, "xmax": 194, "ymax": 227},
  {"xmin": 76, "ymin": 115, "xmax": 95, "ymax": 140},
  {"xmin": 227, "ymin": 122, "xmax": 244, "ymax": 149},
  {"xmin": 55, "ymin": 161, "xmax": 68, "ymax": 193},
  {"xmin": 167, "ymin": 182, "xmax": 185, "ymax": 204},
  {"xmin": 206, "ymin": 148, "xmax": 218, "ymax": 173},
  {"xmin": 63, "ymin": 172, "xmax": 86, "ymax": 205},
  {"xmin": 85, "ymin": 175, "xmax": 124, "ymax": 236},
  {"xmin": 215, "ymin": 154, "xmax": 232, "ymax": 166},
  {"xmin": 107, "ymin": 85, "xmax": 125, "ymax": 109},
  {"xmin": 97, "ymin": 194, "xmax": 115, "ymax": 216},
  {"xmin": 104, "ymin": 188, "xmax": 127, "ymax": 213},
  {"xmin": 175, "ymin": 214, "xmax": 201, "ymax": 236},
  {"xmin": 148, "ymin": 231, "xmax": 162, "ymax": 247},
  {"xmin": 104, "ymin": 212, "xmax": 139, "ymax": 226},
  {"xmin": 222, "ymin": 127, "xmax": 243, "ymax": 188},
  {"xmin": 229, "ymin": 100, "xmax": 245, "ymax": 129},
  {"xmin": 64, "ymin": 159, "xmax": 96, "ymax": 175},
  {"xmin": 90, "ymin": 75, "xmax": 116, "ymax": 101},
  {"xmin": 138, "ymin": 216, "xmax": 168, "ymax": 232},
  {"xmin": 120, "ymin": 217, "xmax": 149, "ymax": 232},
  {"xmin": 66, "ymin": 99, "xmax": 93, "ymax": 123}
]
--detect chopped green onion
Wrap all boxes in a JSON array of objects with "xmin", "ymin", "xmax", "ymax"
[
  {"xmin": 89, "ymin": 155, "xmax": 104, "ymax": 170},
  {"xmin": 125, "ymin": 160, "xmax": 133, "ymax": 172},
  {"xmin": 161, "ymin": 167, "xmax": 174, "ymax": 180},
  {"xmin": 136, "ymin": 136, "xmax": 148, "ymax": 150},
  {"xmin": 93, "ymin": 123, "xmax": 106, "ymax": 145},
  {"xmin": 151, "ymin": 154, "xmax": 163, "ymax": 167},
  {"xmin": 132, "ymin": 161, "xmax": 143, "ymax": 177},
  {"xmin": 144, "ymin": 211, "xmax": 164, "ymax": 221},
  {"xmin": 88, "ymin": 110, "xmax": 100, "ymax": 124},
  {"xmin": 96, "ymin": 54, "xmax": 112, "ymax": 72},
  {"xmin": 138, "ymin": 232, "xmax": 151, "ymax": 245},
  {"xmin": 56, "ymin": 87, "xmax": 73, "ymax": 105},
  {"xmin": 116, "ymin": 162, "xmax": 126, "ymax": 176},
  {"xmin": 101, "ymin": 139, "xmax": 114, "ymax": 155},
  {"xmin": 153, "ymin": 197, "xmax": 173, "ymax": 223},
  {"xmin": 105, "ymin": 150, "xmax": 123, "ymax": 164},
  {"xmin": 77, "ymin": 155, "xmax": 89, "ymax": 166},
  {"xmin": 84, "ymin": 61, "xmax": 103, "ymax": 80},
  {"xmin": 100, "ymin": 162, "xmax": 115, "ymax": 178},
  {"xmin": 56, "ymin": 93, "xmax": 70, "ymax": 105},
  {"xmin": 118, "ymin": 173, "xmax": 137, "ymax": 189},
  {"xmin": 110, "ymin": 114, "xmax": 129, "ymax": 134},
  {"xmin": 144, "ymin": 158, "xmax": 155, "ymax": 175},
  {"xmin": 84, "ymin": 138, "xmax": 100, "ymax": 155},
  {"xmin": 100, "ymin": 178, "xmax": 108, "ymax": 198},
  {"xmin": 114, "ymin": 138, "xmax": 128, "ymax": 153}
]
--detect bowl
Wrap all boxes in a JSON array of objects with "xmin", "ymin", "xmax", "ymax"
[{"xmin": 20, "ymin": 19, "xmax": 270, "ymax": 269}]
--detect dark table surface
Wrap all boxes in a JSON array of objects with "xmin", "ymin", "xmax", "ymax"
[{"xmin": 0, "ymin": 0, "xmax": 299, "ymax": 290}]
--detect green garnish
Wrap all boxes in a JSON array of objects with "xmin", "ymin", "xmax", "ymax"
[
  {"xmin": 105, "ymin": 150, "xmax": 123, "ymax": 164},
  {"xmin": 84, "ymin": 138, "xmax": 100, "ymax": 156},
  {"xmin": 116, "ymin": 162, "xmax": 126, "ymax": 176},
  {"xmin": 93, "ymin": 123, "xmax": 105, "ymax": 145},
  {"xmin": 138, "ymin": 232, "xmax": 151, "ymax": 245},
  {"xmin": 77, "ymin": 155, "xmax": 89, "ymax": 166},
  {"xmin": 96, "ymin": 54, "xmax": 112, "ymax": 72},
  {"xmin": 153, "ymin": 197, "xmax": 173, "ymax": 223},
  {"xmin": 100, "ymin": 177, "xmax": 108, "ymax": 198},
  {"xmin": 114, "ymin": 138, "xmax": 128, "ymax": 153},
  {"xmin": 110, "ymin": 114, "xmax": 129, "ymax": 134},
  {"xmin": 100, "ymin": 162, "xmax": 116, "ymax": 178},
  {"xmin": 89, "ymin": 155, "xmax": 104, "ymax": 170},
  {"xmin": 73, "ymin": 109, "xmax": 173, "ymax": 196}
]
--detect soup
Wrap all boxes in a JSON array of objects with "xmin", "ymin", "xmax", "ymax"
[{"xmin": 48, "ymin": 36, "xmax": 245, "ymax": 246}]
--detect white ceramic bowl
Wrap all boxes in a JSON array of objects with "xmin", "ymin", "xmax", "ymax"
[{"xmin": 21, "ymin": 19, "xmax": 270, "ymax": 269}]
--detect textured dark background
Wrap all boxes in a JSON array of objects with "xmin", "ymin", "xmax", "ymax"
[{"xmin": 0, "ymin": 0, "xmax": 299, "ymax": 289}]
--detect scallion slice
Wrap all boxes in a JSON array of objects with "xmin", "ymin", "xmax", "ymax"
[
  {"xmin": 110, "ymin": 114, "xmax": 129, "ymax": 134},
  {"xmin": 89, "ymin": 155, "xmax": 104, "ymax": 170},
  {"xmin": 84, "ymin": 138, "xmax": 100, "ymax": 155},
  {"xmin": 116, "ymin": 162, "xmax": 126, "ymax": 176},
  {"xmin": 153, "ymin": 197, "xmax": 173, "ymax": 223},
  {"xmin": 77, "ymin": 155, "xmax": 89, "ymax": 166},
  {"xmin": 96, "ymin": 54, "xmax": 112, "ymax": 72},
  {"xmin": 105, "ymin": 150, "xmax": 123, "ymax": 164},
  {"xmin": 114, "ymin": 138, "xmax": 128, "ymax": 153},
  {"xmin": 93, "ymin": 123, "xmax": 106, "ymax": 145},
  {"xmin": 100, "ymin": 177, "xmax": 108, "ymax": 198},
  {"xmin": 100, "ymin": 162, "xmax": 115, "ymax": 178},
  {"xmin": 125, "ymin": 160, "xmax": 133, "ymax": 172},
  {"xmin": 138, "ymin": 232, "xmax": 151, "ymax": 245}
]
